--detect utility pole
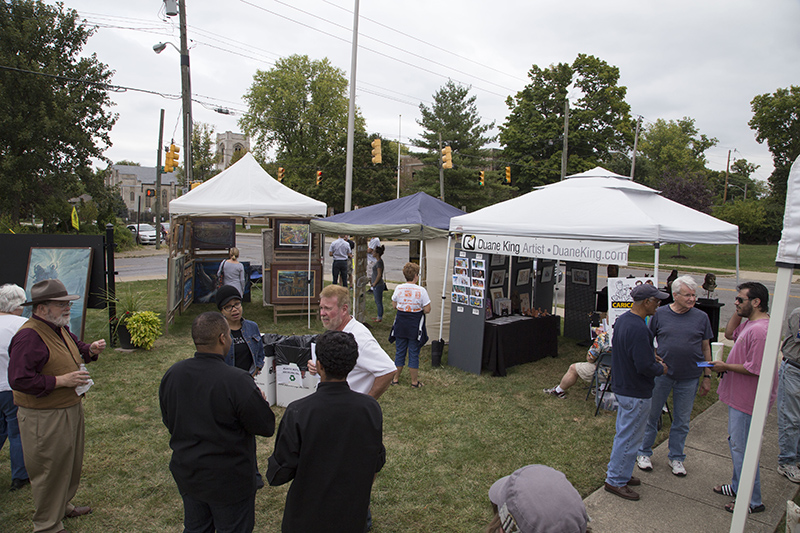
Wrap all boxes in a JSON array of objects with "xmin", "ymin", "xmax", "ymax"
[
  {"xmin": 438, "ymin": 132, "xmax": 445, "ymax": 201},
  {"xmin": 560, "ymin": 99, "xmax": 569, "ymax": 180},
  {"xmin": 723, "ymin": 149, "xmax": 731, "ymax": 203},
  {"xmin": 178, "ymin": 0, "xmax": 193, "ymax": 184},
  {"xmin": 155, "ymin": 109, "xmax": 164, "ymax": 250},
  {"xmin": 396, "ymin": 115, "xmax": 402, "ymax": 199},
  {"xmin": 630, "ymin": 115, "xmax": 642, "ymax": 178},
  {"xmin": 343, "ymin": 0, "xmax": 360, "ymax": 212}
]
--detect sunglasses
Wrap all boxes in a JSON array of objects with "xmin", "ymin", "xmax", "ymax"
[{"xmin": 734, "ymin": 297, "xmax": 751, "ymax": 304}]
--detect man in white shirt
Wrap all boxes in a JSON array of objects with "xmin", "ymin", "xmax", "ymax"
[{"xmin": 309, "ymin": 284, "xmax": 395, "ymax": 399}]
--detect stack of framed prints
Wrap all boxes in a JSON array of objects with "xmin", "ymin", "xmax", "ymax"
[{"xmin": 451, "ymin": 257, "xmax": 485, "ymax": 309}]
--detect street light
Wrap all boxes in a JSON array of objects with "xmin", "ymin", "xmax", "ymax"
[{"xmin": 152, "ymin": 42, "xmax": 179, "ymax": 54}]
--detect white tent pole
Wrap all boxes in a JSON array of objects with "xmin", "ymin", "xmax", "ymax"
[
  {"xmin": 438, "ymin": 234, "xmax": 452, "ymax": 342},
  {"xmin": 307, "ymin": 233, "xmax": 312, "ymax": 329},
  {"xmin": 736, "ymin": 243, "xmax": 740, "ymax": 286},
  {"xmin": 729, "ymin": 266, "xmax": 792, "ymax": 531},
  {"xmin": 420, "ymin": 239, "xmax": 425, "ymax": 287},
  {"xmin": 653, "ymin": 242, "xmax": 660, "ymax": 285}
]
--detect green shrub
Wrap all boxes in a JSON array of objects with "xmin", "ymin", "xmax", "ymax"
[{"xmin": 125, "ymin": 310, "xmax": 162, "ymax": 350}]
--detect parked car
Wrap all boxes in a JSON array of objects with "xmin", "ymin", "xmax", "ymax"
[{"xmin": 127, "ymin": 223, "xmax": 158, "ymax": 245}]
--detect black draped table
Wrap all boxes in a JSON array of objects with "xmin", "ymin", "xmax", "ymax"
[{"xmin": 482, "ymin": 315, "xmax": 560, "ymax": 376}]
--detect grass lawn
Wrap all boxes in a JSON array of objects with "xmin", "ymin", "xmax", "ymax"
[
  {"xmin": 0, "ymin": 280, "xmax": 719, "ymax": 532},
  {"xmin": 627, "ymin": 243, "xmax": 779, "ymax": 273}
]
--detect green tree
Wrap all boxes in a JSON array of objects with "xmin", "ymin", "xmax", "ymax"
[
  {"xmin": 0, "ymin": 0, "xmax": 117, "ymax": 227},
  {"xmin": 410, "ymin": 81, "xmax": 510, "ymax": 211},
  {"xmin": 749, "ymin": 86, "xmax": 800, "ymax": 204},
  {"xmin": 500, "ymin": 54, "xmax": 633, "ymax": 193},
  {"xmin": 115, "ymin": 160, "xmax": 140, "ymax": 166},
  {"xmin": 176, "ymin": 122, "xmax": 219, "ymax": 185},
  {"xmin": 635, "ymin": 117, "xmax": 717, "ymax": 186},
  {"xmin": 240, "ymin": 54, "xmax": 364, "ymax": 193}
]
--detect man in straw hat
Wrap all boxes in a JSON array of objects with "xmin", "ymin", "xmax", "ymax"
[{"xmin": 8, "ymin": 279, "xmax": 106, "ymax": 533}]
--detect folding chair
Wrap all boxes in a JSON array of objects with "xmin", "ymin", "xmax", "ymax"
[{"xmin": 585, "ymin": 350, "xmax": 612, "ymax": 402}]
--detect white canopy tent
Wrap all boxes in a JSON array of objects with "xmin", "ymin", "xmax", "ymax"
[
  {"xmin": 449, "ymin": 166, "xmax": 740, "ymax": 282},
  {"xmin": 170, "ymin": 152, "xmax": 326, "ymax": 218}
]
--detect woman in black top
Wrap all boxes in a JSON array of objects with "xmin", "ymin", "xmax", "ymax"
[{"xmin": 371, "ymin": 245, "xmax": 386, "ymax": 322}]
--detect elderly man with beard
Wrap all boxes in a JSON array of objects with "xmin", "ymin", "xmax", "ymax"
[{"xmin": 9, "ymin": 279, "xmax": 106, "ymax": 533}]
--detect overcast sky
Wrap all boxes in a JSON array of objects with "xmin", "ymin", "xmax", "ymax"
[{"xmin": 58, "ymin": 0, "xmax": 800, "ymax": 183}]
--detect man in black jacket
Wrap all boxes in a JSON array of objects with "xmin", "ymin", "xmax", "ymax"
[
  {"xmin": 267, "ymin": 330, "xmax": 385, "ymax": 532},
  {"xmin": 160, "ymin": 312, "xmax": 275, "ymax": 533}
]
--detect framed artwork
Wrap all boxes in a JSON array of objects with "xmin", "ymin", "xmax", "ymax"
[
  {"xmin": 520, "ymin": 293, "xmax": 531, "ymax": 314},
  {"xmin": 516, "ymin": 268, "xmax": 531, "ymax": 286},
  {"xmin": 490, "ymin": 270, "xmax": 505, "ymax": 287},
  {"xmin": 271, "ymin": 262, "xmax": 323, "ymax": 304},
  {"xmin": 454, "ymin": 257, "xmax": 469, "ymax": 269},
  {"xmin": 489, "ymin": 287, "xmax": 504, "ymax": 302},
  {"xmin": 182, "ymin": 260, "xmax": 195, "ymax": 311},
  {"xmin": 572, "ymin": 268, "xmax": 591, "ymax": 286},
  {"xmin": 23, "ymin": 247, "xmax": 93, "ymax": 340},
  {"xmin": 490, "ymin": 255, "xmax": 506, "ymax": 266},
  {"xmin": 517, "ymin": 256, "xmax": 532, "ymax": 263},
  {"xmin": 541, "ymin": 266, "xmax": 553, "ymax": 283},
  {"xmin": 274, "ymin": 219, "xmax": 311, "ymax": 250},
  {"xmin": 192, "ymin": 218, "xmax": 235, "ymax": 250},
  {"xmin": 170, "ymin": 255, "xmax": 185, "ymax": 312}
]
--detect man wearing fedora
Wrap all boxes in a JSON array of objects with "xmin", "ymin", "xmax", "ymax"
[{"xmin": 8, "ymin": 279, "xmax": 106, "ymax": 533}]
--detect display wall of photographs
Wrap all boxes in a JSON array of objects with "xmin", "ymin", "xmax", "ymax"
[{"xmin": 452, "ymin": 255, "xmax": 487, "ymax": 308}]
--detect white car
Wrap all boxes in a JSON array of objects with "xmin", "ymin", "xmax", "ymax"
[{"xmin": 127, "ymin": 223, "xmax": 158, "ymax": 245}]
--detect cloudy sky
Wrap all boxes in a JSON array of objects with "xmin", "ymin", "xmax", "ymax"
[{"xmin": 60, "ymin": 0, "xmax": 799, "ymax": 183}]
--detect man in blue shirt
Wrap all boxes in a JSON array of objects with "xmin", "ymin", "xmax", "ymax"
[{"xmin": 604, "ymin": 284, "xmax": 668, "ymax": 501}]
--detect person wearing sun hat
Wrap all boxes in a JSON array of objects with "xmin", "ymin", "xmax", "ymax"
[
  {"xmin": 486, "ymin": 464, "xmax": 589, "ymax": 532},
  {"xmin": 8, "ymin": 278, "xmax": 107, "ymax": 533}
]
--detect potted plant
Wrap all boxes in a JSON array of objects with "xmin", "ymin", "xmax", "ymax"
[
  {"xmin": 102, "ymin": 287, "xmax": 162, "ymax": 350},
  {"xmin": 125, "ymin": 310, "xmax": 162, "ymax": 350}
]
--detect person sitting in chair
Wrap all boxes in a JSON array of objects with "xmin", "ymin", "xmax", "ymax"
[{"xmin": 543, "ymin": 332, "xmax": 611, "ymax": 399}]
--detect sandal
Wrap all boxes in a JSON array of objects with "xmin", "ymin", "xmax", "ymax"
[
  {"xmin": 713, "ymin": 484, "xmax": 736, "ymax": 497},
  {"xmin": 724, "ymin": 501, "xmax": 765, "ymax": 514},
  {"xmin": 390, "ymin": 380, "xmax": 399, "ymax": 386},
  {"xmin": 411, "ymin": 382, "xmax": 424, "ymax": 388}
]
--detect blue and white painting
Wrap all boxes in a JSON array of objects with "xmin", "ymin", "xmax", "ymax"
[{"xmin": 23, "ymin": 247, "xmax": 93, "ymax": 340}]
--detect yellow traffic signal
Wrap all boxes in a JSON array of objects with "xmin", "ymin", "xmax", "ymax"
[
  {"xmin": 479, "ymin": 171, "xmax": 485, "ymax": 186},
  {"xmin": 505, "ymin": 166, "xmax": 511, "ymax": 184},
  {"xmin": 371, "ymin": 138, "xmax": 382, "ymax": 164},
  {"xmin": 164, "ymin": 144, "xmax": 180, "ymax": 173},
  {"xmin": 278, "ymin": 167, "xmax": 285, "ymax": 182},
  {"xmin": 316, "ymin": 170, "xmax": 323, "ymax": 185},
  {"xmin": 441, "ymin": 146, "xmax": 453, "ymax": 169}
]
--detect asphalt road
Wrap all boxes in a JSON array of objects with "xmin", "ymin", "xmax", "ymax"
[{"xmin": 115, "ymin": 234, "xmax": 800, "ymax": 326}]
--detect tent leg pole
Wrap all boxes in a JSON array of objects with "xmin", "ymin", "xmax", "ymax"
[
  {"xmin": 735, "ymin": 243, "xmax": 740, "ymax": 287},
  {"xmin": 308, "ymin": 234, "xmax": 312, "ymax": 329},
  {"xmin": 438, "ymin": 234, "xmax": 452, "ymax": 342},
  {"xmin": 653, "ymin": 242, "xmax": 660, "ymax": 285}
]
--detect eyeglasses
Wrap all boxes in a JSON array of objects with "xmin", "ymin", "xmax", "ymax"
[
  {"xmin": 734, "ymin": 297, "xmax": 751, "ymax": 304},
  {"xmin": 677, "ymin": 292, "xmax": 696, "ymax": 298},
  {"xmin": 222, "ymin": 301, "xmax": 242, "ymax": 312}
]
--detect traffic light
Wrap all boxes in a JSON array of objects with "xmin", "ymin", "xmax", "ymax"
[
  {"xmin": 316, "ymin": 170, "xmax": 323, "ymax": 185},
  {"xmin": 371, "ymin": 138, "xmax": 382, "ymax": 164},
  {"xmin": 479, "ymin": 171, "xmax": 485, "ymax": 186},
  {"xmin": 278, "ymin": 167, "xmax": 285, "ymax": 182},
  {"xmin": 441, "ymin": 146, "xmax": 453, "ymax": 169},
  {"xmin": 164, "ymin": 144, "xmax": 180, "ymax": 173},
  {"xmin": 146, "ymin": 188, "xmax": 156, "ymax": 197},
  {"xmin": 505, "ymin": 166, "xmax": 511, "ymax": 184}
]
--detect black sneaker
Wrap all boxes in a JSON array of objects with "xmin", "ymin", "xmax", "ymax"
[{"xmin": 9, "ymin": 478, "xmax": 30, "ymax": 492}]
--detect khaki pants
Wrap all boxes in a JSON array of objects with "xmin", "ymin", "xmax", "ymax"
[{"xmin": 18, "ymin": 402, "xmax": 85, "ymax": 533}]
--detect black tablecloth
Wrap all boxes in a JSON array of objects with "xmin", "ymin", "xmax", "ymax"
[{"xmin": 482, "ymin": 315, "xmax": 560, "ymax": 376}]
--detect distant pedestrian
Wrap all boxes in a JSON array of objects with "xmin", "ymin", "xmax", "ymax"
[
  {"xmin": 367, "ymin": 236, "xmax": 381, "ymax": 288},
  {"xmin": 712, "ymin": 281, "xmax": 776, "ymax": 514},
  {"xmin": 268, "ymin": 330, "xmax": 385, "ymax": 532},
  {"xmin": 603, "ymin": 284, "xmax": 668, "ymax": 501},
  {"xmin": 0, "ymin": 284, "xmax": 29, "ymax": 492},
  {"xmin": 218, "ymin": 247, "xmax": 246, "ymax": 297},
  {"xmin": 160, "ymin": 312, "xmax": 275, "ymax": 533},
  {"xmin": 390, "ymin": 262, "xmax": 431, "ymax": 388},
  {"xmin": 777, "ymin": 306, "xmax": 800, "ymax": 483},
  {"xmin": 371, "ymin": 245, "xmax": 386, "ymax": 322},
  {"xmin": 329, "ymin": 235, "xmax": 352, "ymax": 287}
]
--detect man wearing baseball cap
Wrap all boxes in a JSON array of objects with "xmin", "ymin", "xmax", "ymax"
[
  {"xmin": 8, "ymin": 279, "xmax": 106, "ymax": 533},
  {"xmin": 604, "ymin": 283, "xmax": 668, "ymax": 501},
  {"xmin": 487, "ymin": 464, "xmax": 589, "ymax": 532}
]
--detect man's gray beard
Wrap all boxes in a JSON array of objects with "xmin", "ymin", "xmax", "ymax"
[{"xmin": 42, "ymin": 309, "xmax": 70, "ymax": 328}]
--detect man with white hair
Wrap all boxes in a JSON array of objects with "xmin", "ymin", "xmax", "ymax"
[
  {"xmin": 636, "ymin": 275, "xmax": 714, "ymax": 477},
  {"xmin": 0, "ymin": 284, "xmax": 29, "ymax": 492}
]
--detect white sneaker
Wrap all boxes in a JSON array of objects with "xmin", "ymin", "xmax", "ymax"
[
  {"xmin": 669, "ymin": 459, "xmax": 687, "ymax": 476},
  {"xmin": 778, "ymin": 463, "xmax": 800, "ymax": 483},
  {"xmin": 636, "ymin": 455, "xmax": 652, "ymax": 471},
  {"xmin": 543, "ymin": 387, "xmax": 566, "ymax": 399}
]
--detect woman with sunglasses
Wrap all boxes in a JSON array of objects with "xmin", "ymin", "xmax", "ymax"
[{"xmin": 215, "ymin": 285, "xmax": 264, "ymax": 377}]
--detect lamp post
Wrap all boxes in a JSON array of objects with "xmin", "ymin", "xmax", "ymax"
[{"xmin": 154, "ymin": 0, "xmax": 193, "ymax": 186}]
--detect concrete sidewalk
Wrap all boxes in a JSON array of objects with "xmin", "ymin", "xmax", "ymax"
[{"xmin": 584, "ymin": 400, "xmax": 799, "ymax": 532}]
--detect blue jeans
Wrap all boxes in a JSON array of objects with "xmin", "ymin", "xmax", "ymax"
[
  {"xmin": 0, "ymin": 390, "xmax": 27, "ymax": 481},
  {"xmin": 332, "ymin": 260, "xmax": 348, "ymax": 287},
  {"xmin": 373, "ymin": 282, "xmax": 385, "ymax": 319},
  {"xmin": 777, "ymin": 361, "xmax": 800, "ymax": 465},
  {"xmin": 395, "ymin": 337, "xmax": 421, "ymax": 369},
  {"xmin": 638, "ymin": 375, "xmax": 699, "ymax": 462},
  {"xmin": 181, "ymin": 491, "xmax": 255, "ymax": 533},
  {"xmin": 606, "ymin": 394, "xmax": 652, "ymax": 487},
  {"xmin": 728, "ymin": 406, "xmax": 762, "ymax": 507}
]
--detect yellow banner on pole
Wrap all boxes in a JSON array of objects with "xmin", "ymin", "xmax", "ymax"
[{"xmin": 71, "ymin": 206, "xmax": 79, "ymax": 230}]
